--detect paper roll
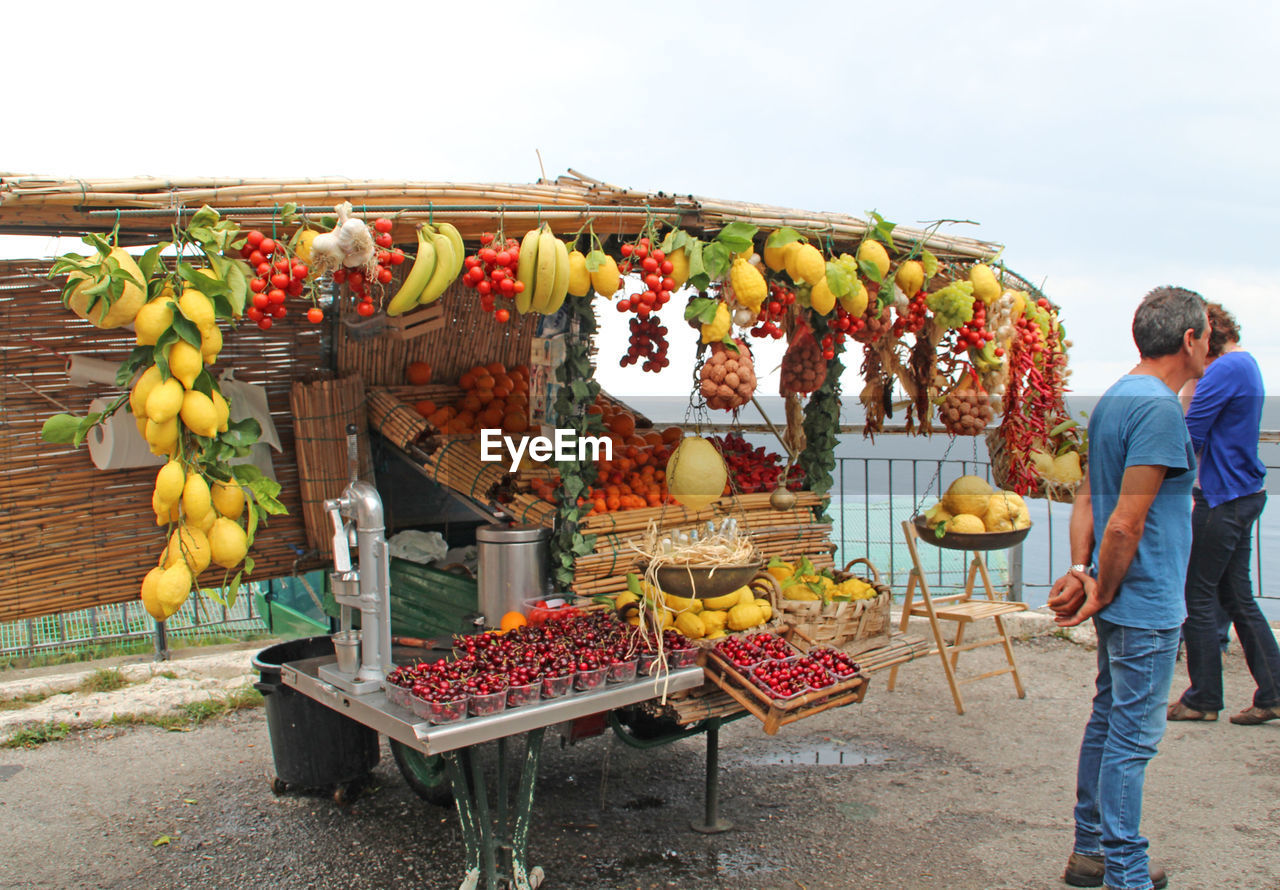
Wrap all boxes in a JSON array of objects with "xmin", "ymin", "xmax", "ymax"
[
  {"xmin": 67, "ymin": 356, "xmax": 121, "ymax": 388},
  {"xmin": 87, "ymin": 398, "xmax": 164, "ymax": 470}
]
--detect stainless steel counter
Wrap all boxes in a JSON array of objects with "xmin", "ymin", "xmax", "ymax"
[{"xmin": 280, "ymin": 656, "xmax": 705, "ymax": 756}]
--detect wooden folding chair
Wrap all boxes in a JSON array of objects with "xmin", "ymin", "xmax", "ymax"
[{"xmin": 887, "ymin": 519, "xmax": 1027, "ymax": 714}]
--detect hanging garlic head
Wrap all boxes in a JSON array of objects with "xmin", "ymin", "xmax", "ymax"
[
  {"xmin": 331, "ymin": 206, "xmax": 373, "ymax": 269},
  {"xmin": 308, "ymin": 232, "xmax": 344, "ymax": 276}
]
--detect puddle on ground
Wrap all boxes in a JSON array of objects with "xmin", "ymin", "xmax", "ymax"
[{"xmin": 742, "ymin": 744, "xmax": 890, "ymax": 767}]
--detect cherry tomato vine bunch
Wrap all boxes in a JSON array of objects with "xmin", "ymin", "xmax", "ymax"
[{"xmin": 461, "ymin": 231, "xmax": 522, "ymax": 324}]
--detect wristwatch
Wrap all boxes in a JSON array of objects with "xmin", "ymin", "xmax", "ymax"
[{"xmin": 1070, "ymin": 563, "xmax": 1094, "ymax": 575}]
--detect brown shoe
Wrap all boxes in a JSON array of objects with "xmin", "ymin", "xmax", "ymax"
[
  {"xmin": 1167, "ymin": 700, "xmax": 1217, "ymax": 721},
  {"xmin": 1064, "ymin": 852, "xmax": 1168, "ymax": 889},
  {"xmin": 1230, "ymin": 705, "xmax": 1280, "ymax": 725}
]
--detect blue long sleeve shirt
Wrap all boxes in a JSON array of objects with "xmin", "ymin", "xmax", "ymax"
[{"xmin": 1184, "ymin": 350, "xmax": 1266, "ymax": 508}]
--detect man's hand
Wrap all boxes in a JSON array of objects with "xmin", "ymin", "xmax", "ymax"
[
  {"xmin": 1054, "ymin": 570, "xmax": 1103, "ymax": 627},
  {"xmin": 1048, "ymin": 571, "xmax": 1086, "ymax": 619}
]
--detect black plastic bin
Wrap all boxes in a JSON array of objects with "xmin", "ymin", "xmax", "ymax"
[{"xmin": 253, "ymin": 636, "xmax": 380, "ymax": 790}]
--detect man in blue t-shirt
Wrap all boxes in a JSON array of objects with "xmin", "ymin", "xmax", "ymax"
[
  {"xmin": 1049, "ymin": 286, "xmax": 1210, "ymax": 890},
  {"xmin": 1168, "ymin": 303, "xmax": 1279, "ymax": 726}
]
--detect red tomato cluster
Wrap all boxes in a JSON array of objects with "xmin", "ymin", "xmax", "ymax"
[
  {"xmin": 333, "ymin": 217, "xmax": 403, "ymax": 318},
  {"xmin": 622, "ymin": 316, "xmax": 670, "ymax": 373},
  {"xmin": 461, "ymin": 232, "xmax": 522, "ymax": 323},
  {"xmin": 951, "ymin": 299, "xmax": 995, "ymax": 354},
  {"xmin": 241, "ymin": 230, "xmax": 309, "ymax": 331},
  {"xmin": 750, "ymin": 281, "xmax": 795, "ymax": 339},
  {"xmin": 615, "ymin": 237, "xmax": 674, "ymax": 318}
]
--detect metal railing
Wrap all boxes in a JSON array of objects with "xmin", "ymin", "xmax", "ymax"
[
  {"xmin": 828, "ymin": 456, "xmax": 1278, "ymax": 608},
  {"xmin": 0, "ymin": 586, "xmax": 268, "ymax": 659}
]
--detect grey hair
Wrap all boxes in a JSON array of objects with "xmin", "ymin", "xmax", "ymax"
[{"xmin": 1132, "ymin": 286, "xmax": 1207, "ymax": 359}]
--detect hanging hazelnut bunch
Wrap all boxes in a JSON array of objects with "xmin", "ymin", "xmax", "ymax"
[{"xmin": 700, "ymin": 339, "xmax": 757, "ymax": 411}]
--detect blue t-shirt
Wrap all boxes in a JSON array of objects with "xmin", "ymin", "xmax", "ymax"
[
  {"xmin": 1184, "ymin": 350, "xmax": 1266, "ymax": 508},
  {"xmin": 1087, "ymin": 375, "xmax": 1195, "ymax": 630}
]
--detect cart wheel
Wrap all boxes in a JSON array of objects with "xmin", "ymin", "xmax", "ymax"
[
  {"xmin": 390, "ymin": 739, "xmax": 453, "ymax": 806},
  {"xmin": 270, "ymin": 776, "xmax": 288, "ymax": 795}
]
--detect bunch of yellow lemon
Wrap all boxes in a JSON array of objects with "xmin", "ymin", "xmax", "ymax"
[{"xmin": 142, "ymin": 458, "xmax": 249, "ymax": 621}]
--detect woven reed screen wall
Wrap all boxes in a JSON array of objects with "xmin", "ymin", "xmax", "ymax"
[
  {"xmin": 336, "ymin": 280, "xmax": 538, "ymax": 386},
  {"xmin": 0, "ymin": 260, "xmax": 328, "ymax": 621}
]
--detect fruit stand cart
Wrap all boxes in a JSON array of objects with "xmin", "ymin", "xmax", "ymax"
[{"xmin": 0, "ymin": 172, "xmax": 1079, "ymax": 889}]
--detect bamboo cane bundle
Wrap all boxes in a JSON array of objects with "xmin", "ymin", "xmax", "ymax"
[
  {"xmin": 289, "ymin": 375, "xmax": 373, "ymax": 556},
  {"xmin": 366, "ymin": 387, "xmax": 430, "ymax": 451}
]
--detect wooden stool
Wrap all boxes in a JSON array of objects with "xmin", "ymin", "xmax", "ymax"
[{"xmin": 887, "ymin": 519, "xmax": 1027, "ymax": 714}]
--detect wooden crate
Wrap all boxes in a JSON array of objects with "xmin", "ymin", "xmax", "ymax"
[{"xmin": 700, "ymin": 641, "xmax": 869, "ymax": 735}]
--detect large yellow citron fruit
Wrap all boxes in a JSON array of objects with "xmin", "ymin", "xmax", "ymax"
[
  {"xmin": 895, "ymin": 260, "xmax": 925, "ymax": 298},
  {"xmin": 969, "ymin": 263, "xmax": 1001, "ymax": 305},
  {"xmin": 183, "ymin": 473, "xmax": 213, "ymax": 524},
  {"xmin": 168, "ymin": 340, "xmax": 203, "ymax": 390},
  {"xmin": 209, "ymin": 517, "xmax": 249, "ymax": 570},
  {"xmin": 566, "ymin": 250, "xmax": 591, "ymax": 297},
  {"xmin": 700, "ymin": 301, "xmax": 731, "ymax": 344},
  {"xmin": 668, "ymin": 246, "xmax": 690, "ymax": 287},
  {"xmin": 809, "ymin": 276, "xmax": 836, "ymax": 315},
  {"xmin": 211, "ymin": 480, "xmax": 245, "ymax": 520},
  {"xmin": 589, "ymin": 254, "xmax": 620, "ymax": 298},
  {"xmin": 947, "ymin": 513, "xmax": 987, "ymax": 534},
  {"xmin": 788, "ymin": 243, "xmax": 826, "ymax": 286},
  {"xmin": 665, "ymin": 436, "xmax": 728, "ymax": 510},
  {"xmin": 838, "ymin": 278, "xmax": 869, "ymax": 317},
  {"xmin": 857, "ymin": 240, "xmax": 891, "ymax": 280},
  {"xmin": 178, "ymin": 287, "xmax": 216, "ymax": 329},
  {"xmin": 145, "ymin": 377, "xmax": 184, "ymax": 424},
  {"xmin": 165, "ymin": 525, "xmax": 211, "ymax": 575},
  {"xmin": 199, "ymin": 322, "xmax": 222, "ymax": 363},
  {"xmin": 145, "ymin": 418, "xmax": 179, "ymax": 457},
  {"xmin": 140, "ymin": 567, "xmax": 173, "ymax": 621},
  {"xmin": 762, "ymin": 239, "xmax": 793, "ymax": 272},
  {"xmin": 134, "ymin": 297, "xmax": 174, "ymax": 346},
  {"xmin": 67, "ymin": 248, "xmax": 146, "ymax": 328},
  {"xmin": 130, "ymin": 365, "xmax": 164, "ymax": 420},
  {"xmin": 728, "ymin": 258, "xmax": 766, "ymax": 311},
  {"xmin": 181, "ymin": 390, "xmax": 219, "ymax": 438},
  {"xmin": 294, "ymin": 229, "xmax": 318, "ymax": 265},
  {"xmin": 156, "ymin": 563, "xmax": 193, "ymax": 618},
  {"xmin": 210, "ymin": 389, "xmax": 230, "ymax": 433},
  {"xmin": 942, "ymin": 475, "xmax": 993, "ymax": 517},
  {"xmin": 154, "ymin": 460, "xmax": 185, "ymax": 509}
]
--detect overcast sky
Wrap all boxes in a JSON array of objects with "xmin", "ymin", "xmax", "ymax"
[{"xmin": 3, "ymin": 0, "xmax": 1276, "ymax": 402}]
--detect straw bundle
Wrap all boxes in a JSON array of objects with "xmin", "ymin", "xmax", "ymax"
[{"xmin": 289, "ymin": 375, "xmax": 374, "ymax": 556}]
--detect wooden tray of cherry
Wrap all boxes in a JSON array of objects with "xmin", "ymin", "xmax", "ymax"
[{"xmin": 700, "ymin": 629, "xmax": 868, "ymax": 735}]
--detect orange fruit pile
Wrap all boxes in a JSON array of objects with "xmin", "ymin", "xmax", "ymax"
[{"xmin": 417, "ymin": 362, "xmax": 531, "ymax": 436}]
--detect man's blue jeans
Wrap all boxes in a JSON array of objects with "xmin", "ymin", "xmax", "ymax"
[{"xmin": 1074, "ymin": 617, "xmax": 1180, "ymax": 890}]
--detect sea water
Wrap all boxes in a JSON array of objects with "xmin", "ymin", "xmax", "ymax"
[{"xmin": 623, "ymin": 394, "xmax": 1280, "ymax": 621}]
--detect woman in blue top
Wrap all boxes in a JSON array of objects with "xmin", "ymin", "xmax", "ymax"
[{"xmin": 1168, "ymin": 304, "xmax": 1280, "ymax": 725}]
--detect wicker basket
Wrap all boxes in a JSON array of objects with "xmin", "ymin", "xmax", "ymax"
[
  {"xmin": 776, "ymin": 557, "xmax": 892, "ymax": 656},
  {"xmin": 985, "ymin": 428, "xmax": 1079, "ymax": 503}
]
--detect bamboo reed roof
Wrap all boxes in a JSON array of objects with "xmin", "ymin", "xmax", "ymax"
[{"xmin": 0, "ymin": 170, "xmax": 1002, "ymax": 261}]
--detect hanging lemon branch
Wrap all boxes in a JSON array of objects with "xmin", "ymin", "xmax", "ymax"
[{"xmin": 40, "ymin": 206, "xmax": 288, "ymax": 621}]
